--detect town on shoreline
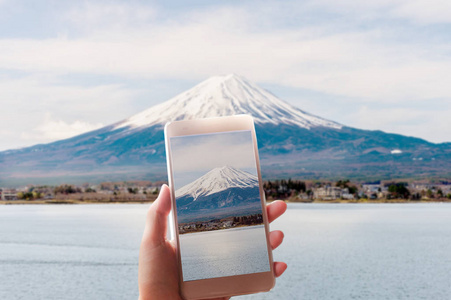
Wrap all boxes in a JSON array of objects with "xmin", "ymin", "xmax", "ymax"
[
  {"xmin": 178, "ymin": 214, "xmax": 263, "ymax": 234},
  {"xmin": 1, "ymin": 179, "xmax": 451, "ymax": 204},
  {"xmin": 264, "ymin": 179, "xmax": 451, "ymax": 203}
]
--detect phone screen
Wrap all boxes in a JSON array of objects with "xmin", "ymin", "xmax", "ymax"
[{"xmin": 169, "ymin": 130, "xmax": 270, "ymax": 282}]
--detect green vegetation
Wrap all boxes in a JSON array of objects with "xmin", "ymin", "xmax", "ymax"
[
  {"xmin": 335, "ymin": 179, "xmax": 358, "ymax": 194},
  {"xmin": 127, "ymin": 187, "xmax": 138, "ymax": 194},
  {"xmin": 17, "ymin": 191, "xmax": 42, "ymax": 200},
  {"xmin": 54, "ymin": 184, "xmax": 82, "ymax": 195},
  {"xmin": 388, "ymin": 183, "xmax": 410, "ymax": 199},
  {"xmin": 264, "ymin": 179, "xmax": 306, "ymax": 199}
]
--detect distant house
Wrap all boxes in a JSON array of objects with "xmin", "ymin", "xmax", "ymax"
[
  {"xmin": 378, "ymin": 191, "xmax": 388, "ymax": 199},
  {"xmin": 433, "ymin": 184, "xmax": 451, "ymax": 195},
  {"xmin": 44, "ymin": 194, "xmax": 55, "ymax": 200},
  {"xmin": 297, "ymin": 193, "xmax": 310, "ymax": 200},
  {"xmin": 1, "ymin": 188, "xmax": 18, "ymax": 201},
  {"xmin": 412, "ymin": 184, "xmax": 433, "ymax": 191},
  {"xmin": 362, "ymin": 184, "xmax": 381, "ymax": 193},
  {"xmin": 222, "ymin": 220, "xmax": 234, "ymax": 228},
  {"xmin": 342, "ymin": 192, "xmax": 355, "ymax": 200},
  {"xmin": 314, "ymin": 186, "xmax": 342, "ymax": 200}
]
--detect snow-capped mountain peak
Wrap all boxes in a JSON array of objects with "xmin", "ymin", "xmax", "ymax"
[
  {"xmin": 175, "ymin": 165, "xmax": 259, "ymax": 200},
  {"xmin": 114, "ymin": 74, "xmax": 342, "ymax": 130}
]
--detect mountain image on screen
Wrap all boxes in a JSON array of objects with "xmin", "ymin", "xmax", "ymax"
[{"xmin": 175, "ymin": 166, "xmax": 262, "ymax": 223}]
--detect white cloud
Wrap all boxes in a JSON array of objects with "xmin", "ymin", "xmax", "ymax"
[
  {"xmin": 307, "ymin": 0, "xmax": 451, "ymax": 24},
  {"xmin": 170, "ymin": 131, "xmax": 257, "ymax": 188},
  {"xmin": 171, "ymin": 132, "xmax": 256, "ymax": 174},
  {"xmin": 65, "ymin": 2, "xmax": 156, "ymax": 31},
  {"xmin": 0, "ymin": 114, "xmax": 105, "ymax": 151},
  {"xmin": 345, "ymin": 105, "xmax": 451, "ymax": 144},
  {"xmin": 21, "ymin": 114, "xmax": 104, "ymax": 142},
  {"xmin": 0, "ymin": 0, "xmax": 450, "ymax": 148},
  {"xmin": 0, "ymin": 74, "xmax": 142, "ymax": 150},
  {"xmin": 391, "ymin": 0, "xmax": 451, "ymax": 24},
  {"xmin": 0, "ymin": 73, "xmax": 141, "ymax": 118},
  {"xmin": 0, "ymin": 6, "xmax": 449, "ymax": 102}
]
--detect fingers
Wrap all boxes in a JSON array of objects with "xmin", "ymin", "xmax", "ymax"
[
  {"xmin": 269, "ymin": 230, "xmax": 284, "ymax": 250},
  {"xmin": 267, "ymin": 200, "xmax": 287, "ymax": 223},
  {"xmin": 142, "ymin": 184, "xmax": 172, "ymax": 248},
  {"xmin": 155, "ymin": 184, "xmax": 172, "ymax": 216},
  {"xmin": 270, "ymin": 230, "xmax": 287, "ymax": 277},
  {"xmin": 274, "ymin": 262, "xmax": 287, "ymax": 278},
  {"xmin": 267, "ymin": 202, "xmax": 287, "ymax": 278}
]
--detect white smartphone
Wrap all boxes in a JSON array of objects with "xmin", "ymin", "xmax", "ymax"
[{"xmin": 164, "ymin": 115, "xmax": 275, "ymax": 299}]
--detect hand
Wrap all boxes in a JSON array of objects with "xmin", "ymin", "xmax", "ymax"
[{"xmin": 138, "ymin": 184, "xmax": 287, "ymax": 300}]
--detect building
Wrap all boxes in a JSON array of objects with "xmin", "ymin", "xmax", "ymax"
[
  {"xmin": 313, "ymin": 186, "xmax": 343, "ymax": 200},
  {"xmin": 362, "ymin": 184, "xmax": 382, "ymax": 193},
  {"xmin": 0, "ymin": 188, "xmax": 18, "ymax": 201},
  {"xmin": 342, "ymin": 192, "xmax": 355, "ymax": 200}
]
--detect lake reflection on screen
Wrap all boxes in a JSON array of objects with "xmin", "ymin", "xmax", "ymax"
[{"xmin": 179, "ymin": 225, "xmax": 270, "ymax": 281}]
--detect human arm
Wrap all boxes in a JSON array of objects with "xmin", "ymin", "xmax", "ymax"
[{"xmin": 138, "ymin": 184, "xmax": 287, "ymax": 300}]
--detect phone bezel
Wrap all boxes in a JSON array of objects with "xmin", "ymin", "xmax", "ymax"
[{"xmin": 164, "ymin": 115, "xmax": 275, "ymax": 300}]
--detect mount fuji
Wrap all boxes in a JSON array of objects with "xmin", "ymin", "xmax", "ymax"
[
  {"xmin": 175, "ymin": 166, "xmax": 259, "ymax": 201},
  {"xmin": 175, "ymin": 166, "xmax": 262, "ymax": 223},
  {"xmin": 113, "ymin": 74, "xmax": 341, "ymax": 130},
  {"xmin": 0, "ymin": 74, "xmax": 450, "ymax": 185}
]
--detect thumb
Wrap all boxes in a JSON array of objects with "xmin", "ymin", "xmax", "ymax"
[{"xmin": 142, "ymin": 184, "xmax": 172, "ymax": 248}]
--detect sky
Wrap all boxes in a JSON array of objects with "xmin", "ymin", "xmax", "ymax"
[
  {"xmin": 170, "ymin": 130, "xmax": 257, "ymax": 189},
  {"xmin": 0, "ymin": 0, "xmax": 450, "ymax": 151}
]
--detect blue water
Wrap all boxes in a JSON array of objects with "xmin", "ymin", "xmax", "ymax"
[
  {"xmin": 180, "ymin": 225, "xmax": 269, "ymax": 281},
  {"xmin": 1, "ymin": 203, "xmax": 450, "ymax": 299}
]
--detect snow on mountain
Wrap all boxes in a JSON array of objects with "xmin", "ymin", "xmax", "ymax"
[
  {"xmin": 175, "ymin": 166, "xmax": 259, "ymax": 201},
  {"xmin": 114, "ymin": 74, "xmax": 342, "ymax": 130}
]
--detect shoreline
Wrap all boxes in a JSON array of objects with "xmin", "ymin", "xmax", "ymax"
[
  {"xmin": 284, "ymin": 198, "xmax": 451, "ymax": 204},
  {"xmin": 0, "ymin": 199, "xmax": 154, "ymax": 205},
  {"xmin": 2, "ymin": 198, "xmax": 451, "ymax": 205},
  {"xmin": 179, "ymin": 223, "xmax": 264, "ymax": 235}
]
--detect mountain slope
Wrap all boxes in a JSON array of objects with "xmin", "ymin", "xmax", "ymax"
[
  {"xmin": 0, "ymin": 74, "xmax": 450, "ymax": 186},
  {"xmin": 114, "ymin": 74, "xmax": 341, "ymax": 130},
  {"xmin": 175, "ymin": 166, "xmax": 258, "ymax": 200},
  {"xmin": 175, "ymin": 166, "xmax": 262, "ymax": 223}
]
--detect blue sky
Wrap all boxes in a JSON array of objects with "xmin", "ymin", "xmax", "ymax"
[
  {"xmin": 170, "ymin": 130, "xmax": 257, "ymax": 189},
  {"xmin": 1, "ymin": 0, "xmax": 450, "ymax": 151}
]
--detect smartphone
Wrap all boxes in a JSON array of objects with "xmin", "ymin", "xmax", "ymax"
[{"xmin": 164, "ymin": 115, "xmax": 275, "ymax": 299}]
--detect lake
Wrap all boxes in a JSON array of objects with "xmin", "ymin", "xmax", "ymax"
[
  {"xmin": 1, "ymin": 203, "xmax": 450, "ymax": 299},
  {"xmin": 180, "ymin": 225, "xmax": 269, "ymax": 281}
]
